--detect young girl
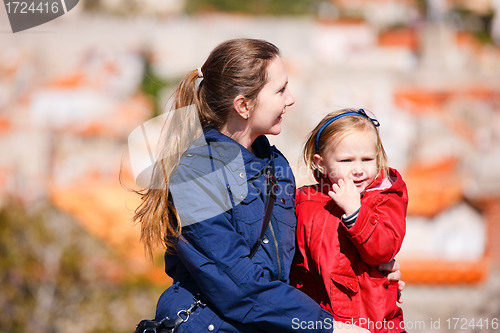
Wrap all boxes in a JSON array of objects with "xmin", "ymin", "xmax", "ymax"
[{"xmin": 291, "ymin": 108, "xmax": 408, "ymax": 333}]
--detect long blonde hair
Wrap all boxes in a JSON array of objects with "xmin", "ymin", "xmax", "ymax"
[
  {"xmin": 128, "ymin": 39, "xmax": 280, "ymax": 259},
  {"xmin": 303, "ymin": 108, "xmax": 388, "ymax": 183}
]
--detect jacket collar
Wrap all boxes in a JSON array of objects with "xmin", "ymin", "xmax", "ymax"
[
  {"xmin": 364, "ymin": 168, "xmax": 400, "ymax": 193},
  {"xmin": 203, "ymin": 127, "xmax": 273, "ymax": 180}
]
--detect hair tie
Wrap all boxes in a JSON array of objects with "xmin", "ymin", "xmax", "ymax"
[
  {"xmin": 315, "ymin": 108, "xmax": 380, "ymax": 154},
  {"xmin": 196, "ymin": 67, "xmax": 203, "ymax": 79}
]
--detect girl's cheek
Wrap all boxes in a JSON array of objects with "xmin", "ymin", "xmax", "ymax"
[
  {"xmin": 335, "ymin": 166, "xmax": 345, "ymax": 177},
  {"xmin": 330, "ymin": 167, "xmax": 341, "ymax": 180}
]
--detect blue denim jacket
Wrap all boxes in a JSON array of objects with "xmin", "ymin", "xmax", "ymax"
[{"xmin": 155, "ymin": 127, "xmax": 334, "ymax": 332}]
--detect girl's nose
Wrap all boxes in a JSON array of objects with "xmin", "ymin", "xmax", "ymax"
[
  {"xmin": 352, "ymin": 163, "xmax": 363, "ymax": 176},
  {"xmin": 285, "ymin": 89, "xmax": 295, "ymax": 107}
]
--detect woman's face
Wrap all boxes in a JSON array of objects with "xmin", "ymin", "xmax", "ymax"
[{"xmin": 248, "ymin": 56, "xmax": 295, "ymax": 137}]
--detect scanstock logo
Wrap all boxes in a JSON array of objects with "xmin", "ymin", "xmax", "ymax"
[{"xmin": 3, "ymin": 0, "xmax": 79, "ymax": 33}]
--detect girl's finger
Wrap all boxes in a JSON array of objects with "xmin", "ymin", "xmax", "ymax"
[
  {"xmin": 345, "ymin": 178, "xmax": 356, "ymax": 188},
  {"xmin": 398, "ymin": 280, "xmax": 405, "ymax": 291}
]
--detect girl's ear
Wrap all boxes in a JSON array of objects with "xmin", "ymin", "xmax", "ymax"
[
  {"xmin": 313, "ymin": 154, "xmax": 326, "ymax": 175},
  {"xmin": 233, "ymin": 95, "xmax": 250, "ymax": 120}
]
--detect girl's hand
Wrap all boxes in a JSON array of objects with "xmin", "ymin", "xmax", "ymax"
[
  {"xmin": 378, "ymin": 259, "xmax": 405, "ymax": 303},
  {"xmin": 328, "ymin": 178, "xmax": 361, "ymax": 216}
]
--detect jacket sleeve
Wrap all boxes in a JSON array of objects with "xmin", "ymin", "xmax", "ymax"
[
  {"xmin": 294, "ymin": 196, "xmax": 340, "ymax": 300},
  {"xmin": 171, "ymin": 167, "xmax": 334, "ymax": 333},
  {"xmin": 341, "ymin": 186, "xmax": 408, "ymax": 265}
]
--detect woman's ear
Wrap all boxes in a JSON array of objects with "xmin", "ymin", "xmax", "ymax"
[
  {"xmin": 233, "ymin": 95, "xmax": 250, "ymax": 120},
  {"xmin": 313, "ymin": 154, "xmax": 326, "ymax": 175}
]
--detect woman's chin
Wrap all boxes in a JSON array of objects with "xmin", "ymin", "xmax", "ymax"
[{"xmin": 268, "ymin": 126, "xmax": 281, "ymax": 136}]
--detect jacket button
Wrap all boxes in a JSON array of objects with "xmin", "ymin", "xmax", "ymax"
[
  {"xmin": 263, "ymin": 238, "xmax": 269, "ymax": 244},
  {"xmin": 208, "ymin": 324, "xmax": 215, "ymax": 331},
  {"xmin": 240, "ymin": 194, "xmax": 246, "ymax": 200},
  {"xmin": 219, "ymin": 151, "xmax": 224, "ymax": 157},
  {"xmin": 239, "ymin": 172, "xmax": 245, "ymax": 179},
  {"xmin": 280, "ymin": 198, "xmax": 285, "ymax": 204},
  {"xmin": 370, "ymin": 216, "xmax": 377, "ymax": 224}
]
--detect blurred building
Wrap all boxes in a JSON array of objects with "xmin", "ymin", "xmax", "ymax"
[{"xmin": 86, "ymin": 0, "xmax": 184, "ymax": 16}]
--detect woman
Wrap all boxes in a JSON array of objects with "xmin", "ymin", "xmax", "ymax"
[{"xmin": 132, "ymin": 38, "xmax": 398, "ymax": 332}]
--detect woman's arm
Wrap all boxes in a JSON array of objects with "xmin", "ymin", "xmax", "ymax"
[{"xmin": 378, "ymin": 260, "xmax": 405, "ymax": 303}]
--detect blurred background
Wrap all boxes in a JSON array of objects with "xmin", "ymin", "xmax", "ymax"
[{"xmin": 1, "ymin": 0, "xmax": 500, "ymax": 332}]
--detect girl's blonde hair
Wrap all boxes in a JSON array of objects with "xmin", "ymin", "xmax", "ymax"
[
  {"xmin": 126, "ymin": 39, "xmax": 280, "ymax": 259},
  {"xmin": 303, "ymin": 108, "xmax": 388, "ymax": 182}
]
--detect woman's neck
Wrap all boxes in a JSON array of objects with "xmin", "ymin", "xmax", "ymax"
[{"xmin": 218, "ymin": 122, "xmax": 256, "ymax": 155}]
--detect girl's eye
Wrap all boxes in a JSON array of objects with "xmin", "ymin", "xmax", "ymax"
[
  {"xmin": 362, "ymin": 158, "xmax": 375, "ymax": 162},
  {"xmin": 340, "ymin": 159, "xmax": 351, "ymax": 163},
  {"xmin": 279, "ymin": 87, "xmax": 285, "ymax": 94}
]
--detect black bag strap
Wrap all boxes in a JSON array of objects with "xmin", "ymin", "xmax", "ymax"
[
  {"xmin": 134, "ymin": 317, "xmax": 180, "ymax": 333},
  {"xmin": 249, "ymin": 158, "xmax": 277, "ymax": 259},
  {"xmin": 133, "ymin": 296, "xmax": 206, "ymax": 333}
]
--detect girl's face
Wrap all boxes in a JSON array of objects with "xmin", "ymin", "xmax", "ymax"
[
  {"xmin": 314, "ymin": 129, "xmax": 379, "ymax": 193},
  {"xmin": 248, "ymin": 56, "xmax": 295, "ymax": 137}
]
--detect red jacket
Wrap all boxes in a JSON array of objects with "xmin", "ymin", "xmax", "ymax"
[{"xmin": 290, "ymin": 168, "xmax": 407, "ymax": 333}]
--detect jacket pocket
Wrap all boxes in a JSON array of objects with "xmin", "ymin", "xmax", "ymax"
[
  {"xmin": 235, "ymin": 190, "xmax": 263, "ymax": 225},
  {"xmin": 231, "ymin": 189, "xmax": 264, "ymax": 245},
  {"xmin": 273, "ymin": 192, "xmax": 295, "ymax": 226},
  {"xmin": 273, "ymin": 193, "xmax": 296, "ymax": 260},
  {"xmin": 329, "ymin": 272, "xmax": 360, "ymax": 319}
]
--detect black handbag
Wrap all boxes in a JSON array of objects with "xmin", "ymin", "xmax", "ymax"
[{"xmin": 133, "ymin": 160, "xmax": 277, "ymax": 332}]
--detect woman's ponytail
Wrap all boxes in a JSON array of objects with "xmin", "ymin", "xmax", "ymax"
[
  {"xmin": 172, "ymin": 69, "xmax": 200, "ymax": 110},
  {"xmin": 130, "ymin": 69, "xmax": 202, "ymax": 259}
]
